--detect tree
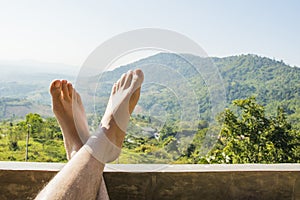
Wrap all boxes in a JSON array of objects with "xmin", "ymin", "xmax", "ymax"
[
  {"xmin": 25, "ymin": 113, "xmax": 44, "ymax": 138},
  {"xmin": 207, "ymin": 97, "xmax": 299, "ymax": 163},
  {"xmin": 44, "ymin": 117, "xmax": 62, "ymax": 139}
]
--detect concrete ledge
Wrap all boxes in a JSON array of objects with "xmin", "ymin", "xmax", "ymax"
[
  {"xmin": 104, "ymin": 163, "xmax": 300, "ymax": 172},
  {"xmin": 0, "ymin": 162, "xmax": 299, "ymax": 200},
  {"xmin": 0, "ymin": 161, "xmax": 65, "ymax": 171},
  {"xmin": 1, "ymin": 161, "xmax": 299, "ymax": 172}
]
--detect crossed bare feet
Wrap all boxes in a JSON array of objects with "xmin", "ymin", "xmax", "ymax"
[
  {"xmin": 50, "ymin": 69, "xmax": 144, "ymax": 159},
  {"xmin": 49, "ymin": 69, "xmax": 144, "ymax": 198}
]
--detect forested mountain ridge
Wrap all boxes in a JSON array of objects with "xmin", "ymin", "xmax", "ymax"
[
  {"xmin": 212, "ymin": 54, "xmax": 300, "ymax": 103},
  {"xmin": 1, "ymin": 54, "xmax": 299, "ymax": 163},
  {"xmin": 211, "ymin": 54, "xmax": 300, "ymax": 128},
  {"xmin": 106, "ymin": 53, "xmax": 300, "ymax": 107},
  {"xmin": 101, "ymin": 53, "xmax": 300, "ymax": 127},
  {"xmin": 0, "ymin": 53, "xmax": 299, "ymax": 126}
]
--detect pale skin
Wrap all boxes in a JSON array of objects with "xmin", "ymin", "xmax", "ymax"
[
  {"xmin": 48, "ymin": 79, "xmax": 109, "ymax": 199},
  {"xmin": 36, "ymin": 69, "xmax": 144, "ymax": 200}
]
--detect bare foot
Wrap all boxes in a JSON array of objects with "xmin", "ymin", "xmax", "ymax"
[
  {"xmin": 100, "ymin": 69, "xmax": 144, "ymax": 148},
  {"xmin": 84, "ymin": 69, "xmax": 144, "ymax": 164},
  {"xmin": 50, "ymin": 80, "xmax": 87, "ymax": 159},
  {"xmin": 50, "ymin": 80, "xmax": 110, "ymax": 200}
]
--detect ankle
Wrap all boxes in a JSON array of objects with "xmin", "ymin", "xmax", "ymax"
[
  {"xmin": 84, "ymin": 128, "xmax": 122, "ymax": 163},
  {"xmin": 100, "ymin": 119, "xmax": 125, "ymax": 148}
]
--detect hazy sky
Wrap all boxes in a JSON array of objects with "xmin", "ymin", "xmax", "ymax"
[{"xmin": 0, "ymin": 0, "xmax": 299, "ymax": 67}]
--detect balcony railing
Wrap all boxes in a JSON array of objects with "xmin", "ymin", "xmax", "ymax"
[{"xmin": 0, "ymin": 161, "xmax": 299, "ymax": 200}]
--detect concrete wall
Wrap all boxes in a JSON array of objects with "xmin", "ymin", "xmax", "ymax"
[{"xmin": 0, "ymin": 162, "xmax": 299, "ymax": 200}]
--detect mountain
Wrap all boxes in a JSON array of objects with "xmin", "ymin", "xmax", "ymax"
[
  {"xmin": 211, "ymin": 54, "xmax": 300, "ymax": 122},
  {"xmin": 0, "ymin": 60, "xmax": 79, "ymax": 80},
  {"xmin": 76, "ymin": 53, "xmax": 300, "ymax": 126},
  {"xmin": 0, "ymin": 54, "xmax": 299, "ymax": 129},
  {"xmin": 0, "ymin": 60, "xmax": 78, "ymax": 119}
]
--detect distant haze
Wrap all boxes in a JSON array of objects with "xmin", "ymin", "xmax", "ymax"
[{"xmin": 0, "ymin": 60, "xmax": 79, "ymax": 81}]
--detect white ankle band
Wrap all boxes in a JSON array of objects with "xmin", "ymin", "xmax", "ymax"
[{"xmin": 84, "ymin": 128, "xmax": 121, "ymax": 163}]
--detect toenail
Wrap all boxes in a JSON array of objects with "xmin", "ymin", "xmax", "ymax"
[{"xmin": 55, "ymin": 81, "xmax": 61, "ymax": 87}]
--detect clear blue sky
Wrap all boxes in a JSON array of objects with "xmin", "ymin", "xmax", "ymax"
[{"xmin": 0, "ymin": 0, "xmax": 299, "ymax": 67}]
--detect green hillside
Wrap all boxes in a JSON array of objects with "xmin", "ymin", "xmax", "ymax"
[
  {"xmin": 1, "ymin": 53, "xmax": 299, "ymax": 124},
  {"xmin": 213, "ymin": 54, "xmax": 300, "ymax": 129},
  {"xmin": 0, "ymin": 53, "xmax": 299, "ymax": 163},
  {"xmin": 93, "ymin": 53, "xmax": 300, "ymax": 127}
]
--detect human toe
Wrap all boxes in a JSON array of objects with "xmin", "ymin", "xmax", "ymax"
[{"xmin": 50, "ymin": 80, "xmax": 61, "ymax": 98}]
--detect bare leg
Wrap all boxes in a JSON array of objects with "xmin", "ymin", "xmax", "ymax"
[
  {"xmin": 49, "ymin": 79, "xmax": 109, "ymax": 199},
  {"xmin": 36, "ymin": 69, "xmax": 144, "ymax": 200}
]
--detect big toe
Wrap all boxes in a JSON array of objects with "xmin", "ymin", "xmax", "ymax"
[
  {"xmin": 134, "ymin": 69, "xmax": 144, "ymax": 80},
  {"xmin": 131, "ymin": 69, "xmax": 144, "ymax": 90},
  {"xmin": 50, "ymin": 80, "xmax": 61, "ymax": 98}
]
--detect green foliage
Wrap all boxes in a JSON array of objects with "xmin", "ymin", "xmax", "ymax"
[
  {"xmin": 0, "ymin": 99, "xmax": 298, "ymax": 164},
  {"xmin": 206, "ymin": 97, "xmax": 299, "ymax": 163},
  {"xmin": 8, "ymin": 141, "xmax": 19, "ymax": 151},
  {"xmin": 137, "ymin": 54, "xmax": 300, "ymax": 129},
  {"xmin": 0, "ymin": 54, "xmax": 300, "ymax": 164},
  {"xmin": 0, "ymin": 114, "xmax": 67, "ymax": 162},
  {"xmin": 26, "ymin": 113, "xmax": 43, "ymax": 137}
]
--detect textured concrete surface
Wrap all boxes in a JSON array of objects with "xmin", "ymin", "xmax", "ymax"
[{"xmin": 0, "ymin": 162, "xmax": 299, "ymax": 200}]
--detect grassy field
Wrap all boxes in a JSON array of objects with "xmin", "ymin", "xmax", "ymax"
[{"xmin": 0, "ymin": 136, "xmax": 67, "ymax": 162}]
